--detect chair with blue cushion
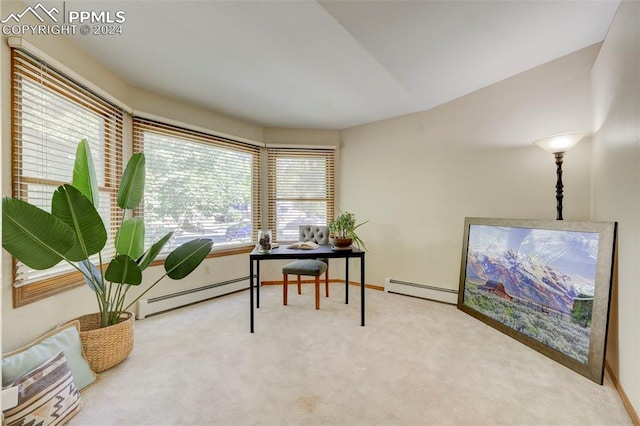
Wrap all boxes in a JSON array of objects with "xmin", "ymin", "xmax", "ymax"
[{"xmin": 282, "ymin": 225, "xmax": 330, "ymax": 309}]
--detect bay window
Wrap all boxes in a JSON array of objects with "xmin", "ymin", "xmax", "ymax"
[
  {"xmin": 267, "ymin": 147, "xmax": 335, "ymax": 242},
  {"xmin": 10, "ymin": 49, "xmax": 124, "ymax": 306},
  {"xmin": 132, "ymin": 118, "xmax": 260, "ymax": 254}
]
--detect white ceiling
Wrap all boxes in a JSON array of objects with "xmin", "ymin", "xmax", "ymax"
[{"xmin": 65, "ymin": 0, "xmax": 620, "ymax": 130}]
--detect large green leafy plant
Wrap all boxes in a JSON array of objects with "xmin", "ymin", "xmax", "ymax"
[{"xmin": 2, "ymin": 140, "xmax": 213, "ymax": 327}]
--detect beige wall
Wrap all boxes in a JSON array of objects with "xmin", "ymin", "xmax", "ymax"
[
  {"xmin": 263, "ymin": 128, "xmax": 340, "ymax": 146},
  {"xmin": 131, "ymin": 86, "xmax": 264, "ymax": 144},
  {"xmin": 591, "ymin": 0, "xmax": 640, "ymax": 416},
  {"xmin": 339, "ymin": 45, "xmax": 597, "ymax": 289}
]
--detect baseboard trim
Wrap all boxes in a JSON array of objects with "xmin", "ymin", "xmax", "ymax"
[
  {"xmin": 261, "ymin": 279, "xmax": 384, "ymax": 291},
  {"xmin": 606, "ymin": 362, "xmax": 640, "ymax": 425}
]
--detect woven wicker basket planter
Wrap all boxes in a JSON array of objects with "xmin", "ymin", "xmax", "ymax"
[{"xmin": 74, "ymin": 312, "xmax": 134, "ymax": 373}]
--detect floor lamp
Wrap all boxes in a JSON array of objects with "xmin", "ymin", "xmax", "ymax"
[{"xmin": 533, "ymin": 132, "xmax": 587, "ymax": 220}]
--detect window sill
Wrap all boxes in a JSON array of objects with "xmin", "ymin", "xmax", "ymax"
[{"xmin": 13, "ymin": 244, "xmax": 254, "ymax": 307}]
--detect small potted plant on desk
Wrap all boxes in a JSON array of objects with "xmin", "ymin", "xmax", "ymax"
[{"xmin": 329, "ymin": 211, "xmax": 368, "ymax": 250}]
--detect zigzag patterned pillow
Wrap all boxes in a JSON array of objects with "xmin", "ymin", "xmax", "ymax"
[{"xmin": 2, "ymin": 350, "xmax": 81, "ymax": 426}]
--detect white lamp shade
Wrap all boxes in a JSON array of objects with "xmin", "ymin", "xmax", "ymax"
[{"xmin": 533, "ymin": 132, "xmax": 588, "ymax": 153}]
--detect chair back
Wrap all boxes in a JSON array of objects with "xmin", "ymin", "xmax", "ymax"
[{"xmin": 299, "ymin": 225, "xmax": 329, "ymax": 244}]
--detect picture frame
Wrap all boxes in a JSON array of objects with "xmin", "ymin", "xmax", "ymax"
[{"xmin": 457, "ymin": 217, "xmax": 617, "ymax": 384}]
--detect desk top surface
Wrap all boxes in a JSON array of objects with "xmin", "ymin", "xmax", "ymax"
[{"xmin": 249, "ymin": 244, "xmax": 365, "ymax": 259}]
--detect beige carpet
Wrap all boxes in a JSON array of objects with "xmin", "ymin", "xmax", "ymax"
[{"xmin": 71, "ymin": 284, "xmax": 631, "ymax": 425}]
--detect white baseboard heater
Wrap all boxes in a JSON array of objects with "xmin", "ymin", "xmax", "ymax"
[
  {"xmin": 136, "ymin": 276, "xmax": 251, "ymax": 319},
  {"xmin": 384, "ymin": 278, "xmax": 458, "ymax": 305}
]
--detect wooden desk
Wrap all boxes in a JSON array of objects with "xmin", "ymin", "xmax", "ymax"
[{"xmin": 249, "ymin": 244, "xmax": 366, "ymax": 332}]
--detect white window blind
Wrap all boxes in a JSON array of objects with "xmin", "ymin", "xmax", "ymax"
[
  {"xmin": 132, "ymin": 118, "xmax": 260, "ymax": 252},
  {"xmin": 267, "ymin": 148, "xmax": 335, "ymax": 242},
  {"xmin": 11, "ymin": 49, "xmax": 124, "ymax": 291}
]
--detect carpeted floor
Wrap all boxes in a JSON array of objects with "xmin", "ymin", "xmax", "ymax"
[{"xmin": 71, "ymin": 284, "xmax": 631, "ymax": 425}]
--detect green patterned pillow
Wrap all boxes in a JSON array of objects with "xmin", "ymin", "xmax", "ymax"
[
  {"xmin": 2, "ymin": 350, "xmax": 81, "ymax": 425},
  {"xmin": 2, "ymin": 321, "xmax": 98, "ymax": 391}
]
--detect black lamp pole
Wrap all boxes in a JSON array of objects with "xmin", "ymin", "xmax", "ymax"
[
  {"xmin": 534, "ymin": 132, "xmax": 586, "ymax": 221},
  {"xmin": 554, "ymin": 152, "xmax": 565, "ymax": 220}
]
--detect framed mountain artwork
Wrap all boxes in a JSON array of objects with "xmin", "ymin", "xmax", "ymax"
[{"xmin": 457, "ymin": 217, "xmax": 617, "ymax": 384}]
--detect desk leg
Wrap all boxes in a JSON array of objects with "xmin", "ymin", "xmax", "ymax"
[
  {"xmin": 345, "ymin": 258, "xmax": 349, "ymax": 304},
  {"xmin": 256, "ymin": 260, "xmax": 260, "ymax": 309},
  {"xmin": 250, "ymin": 258, "xmax": 254, "ymax": 333},
  {"xmin": 361, "ymin": 256, "xmax": 365, "ymax": 326}
]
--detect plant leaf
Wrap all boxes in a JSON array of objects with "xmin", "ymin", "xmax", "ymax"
[
  {"xmin": 105, "ymin": 255, "xmax": 142, "ymax": 285},
  {"xmin": 52, "ymin": 184, "xmax": 107, "ymax": 261},
  {"xmin": 117, "ymin": 153, "xmax": 145, "ymax": 210},
  {"xmin": 137, "ymin": 232, "xmax": 173, "ymax": 271},
  {"xmin": 2, "ymin": 197, "xmax": 75, "ymax": 270},
  {"xmin": 165, "ymin": 238, "xmax": 212, "ymax": 279},
  {"xmin": 72, "ymin": 140, "xmax": 99, "ymax": 208},
  {"xmin": 78, "ymin": 259, "xmax": 104, "ymax": 293},
  {"xmin": 115, "ymin": 218, "xmax": 145, "ymax": 259}
]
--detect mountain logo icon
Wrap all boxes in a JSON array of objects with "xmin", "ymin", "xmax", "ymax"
[{"xmin": 1, "ymin": 3, "xmax": 59, "ymax": 24}]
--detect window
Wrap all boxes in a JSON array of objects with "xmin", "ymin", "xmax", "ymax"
[
  {"xmin": 132, "ymin": 118, "xmax": 260, "ymax": 254},
  {"xmin": 267, "ymin": 148, "xmax": 335, "ymax": 242},
  {"xmin": 11, "ymin": 49, "xmax": 124, "ymax": 306}
]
